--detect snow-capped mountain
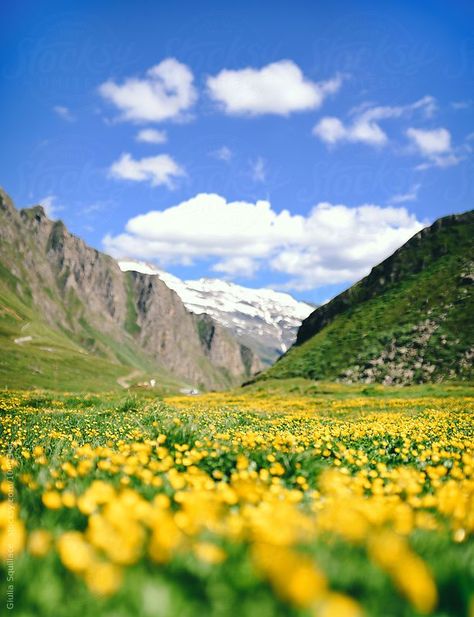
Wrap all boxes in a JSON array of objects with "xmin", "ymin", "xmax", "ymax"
[{"xmin": 118, "ymin": 259, "xmax": 314, "ymax": 365}]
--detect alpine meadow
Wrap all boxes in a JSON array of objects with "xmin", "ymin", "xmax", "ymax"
[{"xmin": 1, "ymin": 2, "xmax": 473, "ymax": 617}]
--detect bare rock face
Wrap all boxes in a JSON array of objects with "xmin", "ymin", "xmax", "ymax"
[
  {"xmin": 0, "ymin": 189, "xmax": 259, "ymax": 389},
  {"xmin": 128, "ymin": 272, "xmax": 226, "ymax": 387},
  {"xmin": 195, "ymin": 314, "xmax": 262, "ymax": 378},
  {"xmin": 18, "ymin": 208, "xmax": 128, "ymax": 337}
]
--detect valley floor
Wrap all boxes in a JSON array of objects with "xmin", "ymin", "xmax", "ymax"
[{"xmin": 0, "ymin": 382, "xmax": 473, "ymax": 616}]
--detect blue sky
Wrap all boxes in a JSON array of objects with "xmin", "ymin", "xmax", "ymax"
[{"xmin": 1, "ymin": 0, "xmax": 473, "ymax": 303}]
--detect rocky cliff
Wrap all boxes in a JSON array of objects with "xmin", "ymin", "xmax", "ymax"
[{"xmin": 0, "ymin": 188, "xmax": 259, "ymax": 390}]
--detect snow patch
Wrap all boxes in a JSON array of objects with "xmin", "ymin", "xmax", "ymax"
[{"xmin": 118, "ymin": 259, "xmax": 314, "ymax": 357}]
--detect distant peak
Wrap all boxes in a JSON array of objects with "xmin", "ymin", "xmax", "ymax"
[{"xmin": 117, "ymin": 257, "xmax": 314, "ymax": 364}]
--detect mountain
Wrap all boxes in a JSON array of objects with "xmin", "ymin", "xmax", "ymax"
[
  {"xmin": 258, "ymin": 210, "xmax": 474, "ymax": 385},
  {"xmin": 0, "ymin": 188, "xmax": 259, "ymax": 391},
  {"xmin": 119, "ymin": 260, "xmax": 314, "ymax": 365}
]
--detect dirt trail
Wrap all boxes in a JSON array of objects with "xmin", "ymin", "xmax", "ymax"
[
  {"xmin": 14, "ymin": 335, "xmax": 33, "ymax": 345},
  {"xmin": 14, "ymin": 322, "xmax": 33, "ymax": 345},
  {"xmin": 117, "ymin": 369, "xmax": 142, "ymax": 389}
]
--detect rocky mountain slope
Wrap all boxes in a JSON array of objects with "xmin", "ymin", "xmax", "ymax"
[
  {"xmin": 119, "ymin": 259, "xmax": 313, "ymax": 365},
  {"xmin": 259, "ymin": 210, "xmax": 474, "ymax": 385},
  {"xmin": 0, "ymin": 188, "xmax": 259, "ymax": 390}
]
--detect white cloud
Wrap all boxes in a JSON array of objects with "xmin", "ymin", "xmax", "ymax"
[
  {"xmin": 415, "ymin": 154, "xmax": 463, "ymax": 171},
  {"xmin": 53, "ymin": 105, "xmax": 75, "ymax": 122},
  {"xmin": 39, "ymin": 195, "xmax": 63, "ymax": 220},
  {"xmin": 98, "ymin": 58, "xmax": 197, "ymax": 123},
  {"xmin": 207, "ymin": 60, "xmax": 342, "ymax": 116},
  {"xmin": 109, "ymin": 153, "xmax": 185, "ymax": 188},
  {"xmin": 389, "ymin": 183, "xmax": 421, "ymax": 204},
  {"xmin": 103, "ymin": 193, "xmax": 424, "ymax": 291},
  {"xmin": 313, "ymin": 117, "xmax": 349, "ymax": 144},
  {"xmin": 213, "ymin": 256, "xmax": 258, "ymax": 278},
  {"xmin": 406, "ymin": 127, "xmax": 463, "ymax": 169},
  {"xmin": 211, "ymin": 146, "xmax": 233, "ymax": 162},
  {"xmin": 406, "ymin": 127, "xmax": 451, "ymax": 155},
  {"xmin": 251, "ymin": 157, "xmax": 266, "ymax": 182},
  {"xmin": 313, "ymin": 96, "xmax": 436, "ymax": 147},
  {"xmin": 136, "ymin": 128, "xmax": 167, "ymax": 144}
]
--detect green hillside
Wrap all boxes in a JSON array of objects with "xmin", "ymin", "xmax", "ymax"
[
  {"xmin": 260, "ymin": 210, "xmax": 474, "ymax": 384},
  {"xmin": 0, "ymin": 262, "xmax": 182, "ymax": 393}
]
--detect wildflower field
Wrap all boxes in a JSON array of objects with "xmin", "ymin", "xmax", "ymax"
[{"xmin": 1, "ymin": 385, "xmax": 473, "ymax": 617}]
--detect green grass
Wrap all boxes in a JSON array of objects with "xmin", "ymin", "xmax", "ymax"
[{"xmin": 123, "ymin": 272, "xmax": 141, "ymax": 336}]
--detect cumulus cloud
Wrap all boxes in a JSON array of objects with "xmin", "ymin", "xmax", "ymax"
[
  {"xmin": 207, "ymin": 60, "xmax": 342, "ymax": 116},
  {"xmin": 406, "ymin": 127, "xmax": 463, "ymax": 169},
  {"xmin": 98, "ymin": 58, "xmax": 197, "ymax": 123},
  {"xmin": 313, "ymin": 96, "xmax": 436, "ymax": 147},
  {"xmin": 103, "ymin": 193, "xmax": 424, "ymax": 290},
  {"xmin": 109, "ymin": 153, "xmax": 185, "ymax": 188},
  {"xmin": 53, "ymin": 105, "xmax": 75, "ymax": 122},
  {"xmin": 135, "ymin": 128, "xmax": 167, "ymax": 144},
  {"xmin": 406, "ymin": 127, "xmax": 451, "ymax": 155}
]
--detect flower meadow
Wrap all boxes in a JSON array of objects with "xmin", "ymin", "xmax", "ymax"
[{"xmin": 0, "ymin": 389, "xmax": 473, "ymax": 617}]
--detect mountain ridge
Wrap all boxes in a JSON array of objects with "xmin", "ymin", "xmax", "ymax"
[
  {"xmin": 258, "ymin": 209, "xmax": 474, "ymax": 385},
  {"xmin": 118, "ymin": 259, "xmax": 313, "ymax": 365},
  {"xmin": 0, "ymin": 188, "xmax": 260, "ymax": 390}
]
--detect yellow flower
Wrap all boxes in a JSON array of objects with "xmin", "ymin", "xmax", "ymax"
[
  {"xmin": 33, "ymin": 446, "xmax": 44, "ymax": 457},
  {"xmin": 317, "ymin": 593, "xmax": 364, "ymax": 617},
  {"xmin": 0, "ymin": 480, "xmax": 14, "ymax": 495},
  {"xmin": 393, "ymin": 554, "xmax": 437, "ymax": 614},
  {"xmin": 253, "ymin": 543, "xmax": 326, "ymax": 608},
  {"xmin": 84, "ymin": 562, "xmax": 122, "ymax": 596},
  {"xmin": 0, "ymin": 501, "xmax": 16, "ymax": 526},
  {"xmin": 57, "ymin": 531, "xmax": 95, "ymax": 573},
  {"xmin": 194, "ymin": 542, "xmax": 226, "ymax": 564},
  {"xmin": 369, "ymin": 531, "xmax": 437, "ymax": 614},
  {"xmin": 62, "ymin": 491, "xmax": 76, "ymax": 508},
  {"xmin": 269, "ymin": 462, "xmax": 285, "ymax": 476},
  {"xmin": 28, "ymin": 529, "xmax": 52, "ymax": 557},
  {"xmin": 149, "ymin": 512, "xmax": 182, "ymax": 563},
  {"xmin": 42, "ymin": 491, "xmax": 62, "ymax": 510},
  {"xmin": 236, "ymin": 455, "xmax": 249, "ymax": 470},
  {"xmin": 0, "ymin": 519, "xmax": 25, "ymax": 560}
]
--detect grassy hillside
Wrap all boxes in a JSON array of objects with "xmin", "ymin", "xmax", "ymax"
[
  {"xmin": 261, "ymin": 210, "xmax": 474, "ymax": 384},
  {"xmin": 0, "ymin": 273, "xmax": 184, "ymax": 392}
]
